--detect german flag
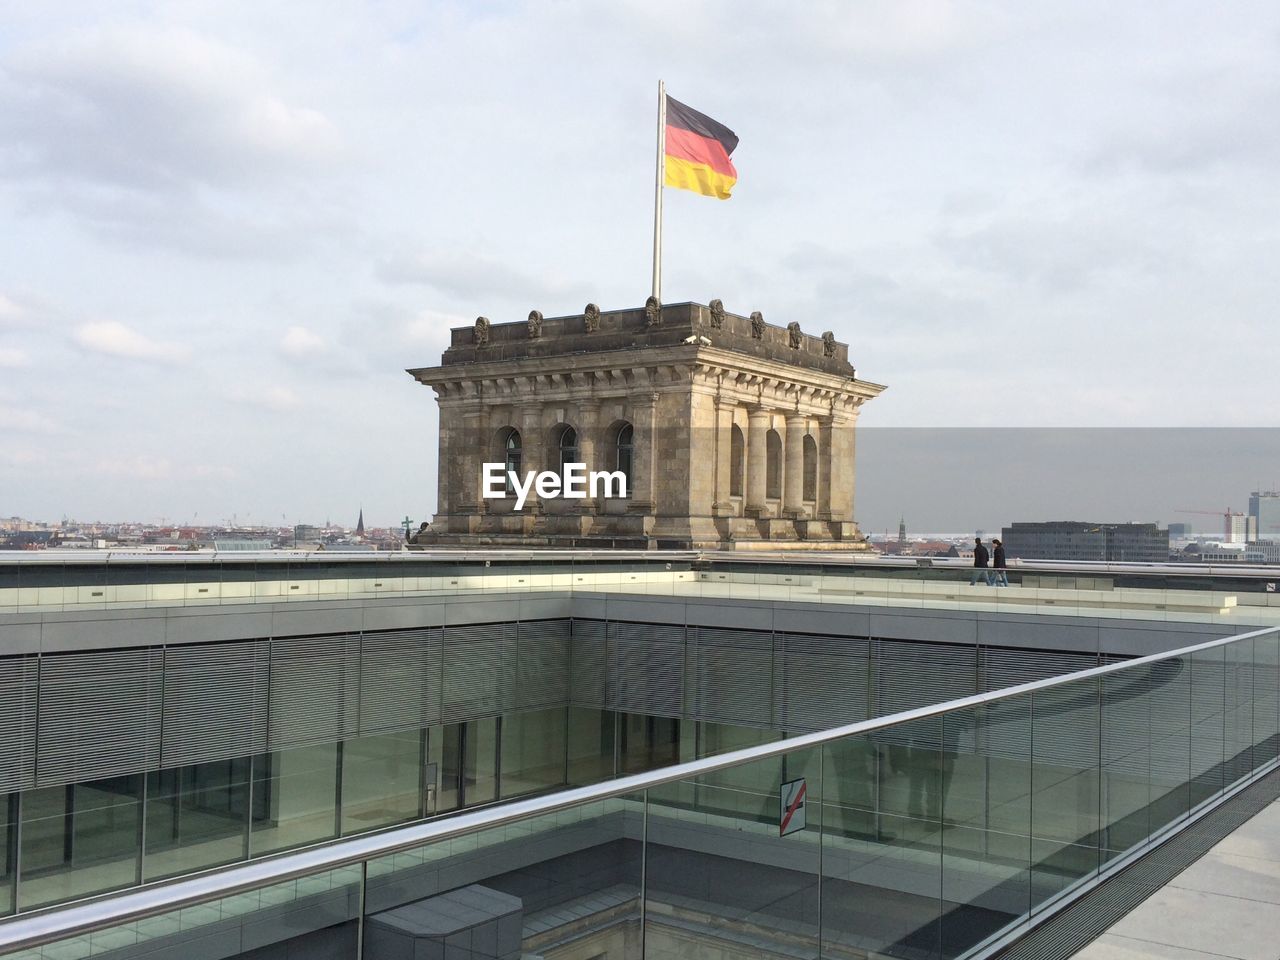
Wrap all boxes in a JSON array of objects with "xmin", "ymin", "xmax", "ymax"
[{"xmin": 664, "ymin": 95, "xmax": 738, "ymax": 200}]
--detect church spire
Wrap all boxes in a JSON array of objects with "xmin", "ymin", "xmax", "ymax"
[{"xmin": 355, "ymin": 508, "xmax": 365, "ymax": 537}]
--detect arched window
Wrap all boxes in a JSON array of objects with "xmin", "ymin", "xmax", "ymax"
[
  {"xmin": 803, "ymin": 434, "xmax": 817, "ymax": 501},
  {"xmin": 766, "ymin": 429, "xmax": 782, "ymax": 499},
  {"xmin": 556, "ymin": 425, "xmax": 579, "ymax": 472},
  {"xmin": 498, "ymin": 427, "xmax": 521, "ymax": 493},
  {"xmin": 615, "ymin": 423, "xmax": 634, "ymax": 485},
  {"xmin": 729, "ymin": 424, "xmax": 745, "ymax": 497}
]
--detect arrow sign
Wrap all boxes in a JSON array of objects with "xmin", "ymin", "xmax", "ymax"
[{"xmin": 779, "ymin": 777, "xmax": 807, "ymax": 837}]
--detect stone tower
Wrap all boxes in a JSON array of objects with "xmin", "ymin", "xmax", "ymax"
[{"xmin": 407, "ymin": 301, "xmax": 885, "ymax": 549}]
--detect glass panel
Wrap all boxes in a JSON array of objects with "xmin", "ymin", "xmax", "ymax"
[
  {"xmin": 341, "ymin": 730, "xmax": 423, "ymax": 834},
  {"xmin": 618, "ymin": 713, "xmax": 680, "ymax": 774},
  {"xmin": 1189, "ymin": 647, "xmax": 1226, "ymax": 809},
  {"xmin": 468, "ymin": 718, "xmax": 499, "ymax": 806},
  {"xmin": 249, "ymin": 743, "xmax": 338, "ymax": 856},
  {"xmin": 1148, "ymin": 654, "xmax": 1192, "ymax": 833},
  {"xmin": 435, "ymin": 723, "xmax": 460, "ymax": 813},
  {"xmin": 647, "ymin": 746, "xmax": 822, "ymax": 960},
  {"xmin": 1029, "ymin": 676, "xmax": 1100, "ymax": 908},
  {"xmin": 566, "ymin": 707, "xmax": 615, "ymax": 786},
  {"xmin": 1224, "ymin": 638, "xmax": 1255, "ymax": 787},
  {"xmin": 500, "ymin": 708, "xmax": 567, "ymax": 799},
  {"xmin": 19, "ymin": 775, "xmax": 142, "ymax": 910},
  {"xmin": 940, "ymin": 699, "xmax": 1032, "ymax": 959},
  {"xmin": 364, "ymin": 795, "xmax": 643, "ymax": 960},
  {"xmin": 1100, "ymin": 665, "xmax": 1153, "ymax": 866},
  {"xmin": 823, "ymin": 718, "xmax": 942, "ymax": 960},
  {"xmin": 144, "ymin": 758, "xmax": 250, "ymax": 880},
  {"xmin": 1256, "ymin": 634, "xmax": 1280, "ymax": 766},
  {"xmin": 0, "ymin": 794, "xmax": 13, "ymax": 916},
  {"xmin": 23, "ymin": 864, "xmax": 362, "ymax": 960}
]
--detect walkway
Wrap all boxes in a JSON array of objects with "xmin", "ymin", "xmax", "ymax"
[{"xmin": 1073, "ymin": 797, "xmax": 1280, "ymax": 960}]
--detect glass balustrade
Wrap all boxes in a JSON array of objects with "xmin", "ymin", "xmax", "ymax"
[{"xmin": 2, "ymin": 625, "xmax": 1275, "ymax": 960}]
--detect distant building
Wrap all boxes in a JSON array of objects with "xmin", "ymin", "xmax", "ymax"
[
  {"xmin": 293, "ymin": 523, "xmax": 322, "ymax": 546},
  {"xmin": 212, "ymin": 540, "xmax": 273, "ymax": 552},
  {"xmin": 1200, "ymin": 544, "xmax": 1247, "ymax": 563},
  {"xmin": 1245, "ymin": 541, "xmax": 1280, "ymax": 564},
  {"xmin": 1167, "ymin": 522, "xmax": 1192, "ymax": 538},
  {"xmin": 1249, "ymin": 491, "xmax": 1280, "ymax": 541},
  {"xmin": 1001, "ymin": 521, "xmax": 1170, "ymax": 563},
  {"xmin": 1225, "ymin": 513, "xmax": 1250, "ymax": 545}
]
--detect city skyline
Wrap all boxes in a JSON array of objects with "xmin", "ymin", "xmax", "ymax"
[
  {"xmin": 7, "ymin": 426, "xmax": 1279, "ymax": 540},
  {"xmin": 3, "ymin": 3, "xmax": 1279, "ymax": 527}
]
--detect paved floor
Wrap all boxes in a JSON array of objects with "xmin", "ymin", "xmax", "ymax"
[{"xmin": 1073, "ymin": 798, "xmax": 1280, "ymax": 960}]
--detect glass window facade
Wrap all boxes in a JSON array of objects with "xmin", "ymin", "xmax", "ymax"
[
  {"xmin": 341, "ymin": 731, "xmax": 423, "ymax": 835},
  {"xmin": 144, "ymin": 758, "xmax": 250, "ymax": 880},
  {"xmin": 0, "ymin": 795, "xmax": 13, "ymax": 916},
  {"xmin": 19, "ymin": 776, "xmax": 142, "ymax": 910},
  {"xmin": 500, "ymin": 708, "xmax": 568, "ymax": 799},
  {"xmin": 250, "ymin": 743, "xmax": 339, "ymax": 856}
]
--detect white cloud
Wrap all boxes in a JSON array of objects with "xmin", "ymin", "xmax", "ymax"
[
  {"xmin": 0, "ymin": 446, "xmax": 47, "ymax": 466},
  {"xmin": 227, "ymin": 385, "xmax": 302, "ymax": 412},
  {"xmin": 94, "ymin": 454, "xmax": 173, "ymax": 481},
  {"xmin": 72, "ymin": 321, "xmax": 191, "ymax": 362},
  {"xmin": 0, "ymin": 25, "xmax": 342, "ymax": 192},
  {"xmin": 0, "ymin": 405, "xmax": 61, "ymax": 434},
  {"xmin": 376, "ymin": 250, "xmax": 589, "ymax": 305},
  {"xmin": 0, "ymin": 347, "xmax": 31, "ymax": 367},
  {"xmin": 0, "ymin": 294, "xmax": 30, "ymax": 326},
  {"xmin": 279, "ymin": 325, "xmax": 327, "ymax": 357}
]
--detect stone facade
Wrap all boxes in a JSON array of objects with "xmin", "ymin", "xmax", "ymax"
[{"xmin": 407, "ymin": 301, "xmax": 885, "ymax": 549}]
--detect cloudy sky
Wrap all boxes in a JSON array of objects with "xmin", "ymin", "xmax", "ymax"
[{"xmin": 2, "ymin": 2, "xmax": 1278, "ymax": 531}]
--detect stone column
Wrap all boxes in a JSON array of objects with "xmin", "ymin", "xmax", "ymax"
[
  {"xmin": 783, "ymin": 414, "xmax": 806, "ymax": 518},
  {"xmin": 712, "ymin": 398, "xmax": 737, "ymax": 516},
  {"xmin": 518, "ymin": 402, "xmax": 544, "ymax": 514},
  {"xmin": 628, "ymin": 393, "xmax": 658, "ymax": 511},
  {"xmin": 745, "ymin": 406, "xmax": 769, "ymax": 517},
  {"xmin": 816, "ymin": 415, "xmax": 834, "ymax": 520},
  {"xmin": 577, "ymin": 399, "xmax": 600, "ymax": 512},
  {"xmin": 433, "ymin": 393, "xmax": 452, "ymax": 521},
  {"xmin": 827, "ymin": 414, "xmax": 856, "ymax": 520},
  {"xmin": 458, "ymin": 407, "xmax": 485, "ymax": 513}
]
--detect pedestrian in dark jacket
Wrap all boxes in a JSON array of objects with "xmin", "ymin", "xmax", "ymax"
[
  {"xmin": 991, "ymin": 538, "xmax": 1008, "ymax": 587},
  {"xmin": 970, "ymin": 537, "xmax": 990, "ymax": 585}
]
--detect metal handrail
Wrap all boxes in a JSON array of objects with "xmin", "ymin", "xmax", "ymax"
[
  {"xmin": 3, "ymin": 548, "xmax": 1280, "ymax": 581},
  {"xmin": 1, "ymin": 620, "xmax": 1276, "ymax": 952}
]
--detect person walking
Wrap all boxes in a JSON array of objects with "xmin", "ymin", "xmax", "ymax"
[
  {"xmin": 969, "ymin": 536, "xmax": 990, "ymax": 585},
  {"xmin": 991, "ymin": 538, "xmax": 1009, "ymax": 587}
]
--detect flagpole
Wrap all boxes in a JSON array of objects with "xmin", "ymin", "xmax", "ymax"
[{"xmin": 652, "ymin": 79, "xmax": 666, "ymax": 302}]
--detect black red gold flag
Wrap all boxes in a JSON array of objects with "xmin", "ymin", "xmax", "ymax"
[{"xmin": 664, "ymin": 95, "xmax": 738, "ymax": 199}]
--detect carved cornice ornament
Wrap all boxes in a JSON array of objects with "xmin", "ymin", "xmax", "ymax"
[
  {"xmin": 787, "ymin": 322, "xmax": 802, "ymax": 349},
  {"xmin": 474, "ymin": 316, "xmax": 491, "ymax": 346},
  {"xmin": 822, "ymin": 331, "xmax": 836, "ymax": 357},
  {"xmin": 709, "ymin": 298, "xmax": 726, "ymax": 329},
  {"xmin": 644, "ymin": 295, "xmax": 662, "ymax": 328},
  {"xmin": 527, "ymin": 310, "xmax": 543, "ymax": 339},
  {"xmin": 584, "ymin": 303, "xmax": 600, "ymax": 332},
  {"xmin": 750, "ymin": 311, "xmax": 765, "ymax": 339}
]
